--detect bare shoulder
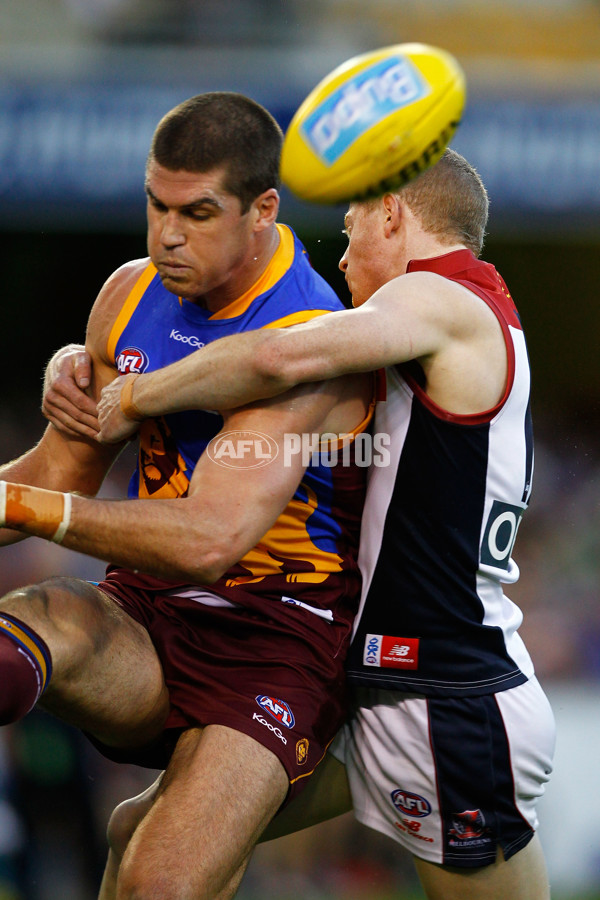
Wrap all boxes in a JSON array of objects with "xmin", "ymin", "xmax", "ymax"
[
  {"xmin": 372, "ymin": 270, "xmax": 475, "ymax": 309},
  {"xmin": 81, "ymin": 257, "xmax": 151, "ymax": 397},
  {"xmin": 85, "ymin": 258, "xmax": 151, "ymax": 363},
  {"xmin": 369, "ymin": 270, "xmax": 501, "ymax": 339}
]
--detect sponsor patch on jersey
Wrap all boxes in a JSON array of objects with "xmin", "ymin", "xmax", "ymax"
[
  {"xmin": 363, "ymin": 634, "xmax": 419, "ymax": 669},
  {"xmin": 169, "ymin": 329, "xmax": 205, "ymax": 349},
  {"xmin": 391, "ymin": 789, "xmax": 432, "ymax": 818},
  {"xmin": 252, "ymin": 712, "xmax": 287, "ymax": 745},
  {"xmin": 116, "ymin": 346, "xmax": 149, "ymax": 374},
  {"xmin": 255, "ymin": 695, "xmax": 295, "ymax": 729}
]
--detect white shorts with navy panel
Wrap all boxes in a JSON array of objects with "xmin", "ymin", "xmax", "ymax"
[{"xmin": 331, "ymin": 677, "xmax": 555, "ymax": 867}]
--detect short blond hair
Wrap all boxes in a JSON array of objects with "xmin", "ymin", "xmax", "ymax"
[{"xmin": 399, "ymin": 149, "xmax": 489, "ymax": 256}]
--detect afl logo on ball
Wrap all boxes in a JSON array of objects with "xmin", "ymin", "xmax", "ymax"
[
  {"xmin": 117, "ymin": 347, "xmax": 149, "ymax": 375},
  {"xmin": 391, "ymin": 789, "xmax": 432, "ymax": 818}
]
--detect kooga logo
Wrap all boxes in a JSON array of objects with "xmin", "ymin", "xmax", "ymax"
[{"xmin": 170, "ymin": 329, "xmax": 205, "ymax": 348}]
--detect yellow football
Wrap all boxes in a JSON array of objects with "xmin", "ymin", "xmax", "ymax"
[{"xmin": 280, "ymin": 43, "xmax": 466, "ymax": 205}]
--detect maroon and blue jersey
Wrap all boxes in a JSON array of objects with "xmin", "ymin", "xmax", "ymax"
[{"xmin": 107, "ymin": 224, "xmax": 371, "ymax": 629}]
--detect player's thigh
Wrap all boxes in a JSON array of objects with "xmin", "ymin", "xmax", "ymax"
[
  {"xmin": 414, "ymin": 833, "xmax": 550, "ymax": 900},
  {"xmin": 1, "ymin": 576, "xmax": 168, "ymax": 739},
  {"xmin": 118, "ymin": 724, "xmax": 288, "ymax": 900}
]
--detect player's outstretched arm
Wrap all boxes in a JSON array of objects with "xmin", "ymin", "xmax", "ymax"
[
  {"xmin": 1, "ymin": 373, "xmax": 370, "ymax": 581},
  {"xmin": 46, "ymin": 269, "xmax": 486, "ymax": 444},
  {"xmin": 0, "ymin": 419, "xmax": 122, "ymax": 547},
  {"xmin": 95, "ymin": 271, "xmax": 460, "ymax": 442}
]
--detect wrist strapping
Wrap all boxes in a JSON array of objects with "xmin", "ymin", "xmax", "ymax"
[
  {"xmin": 0, "ymin": 481, "xmax": 72, "ymax": 543},
  {"xmin": 120, "ymin": 374, "xmax": 144, "ymax": 421}
]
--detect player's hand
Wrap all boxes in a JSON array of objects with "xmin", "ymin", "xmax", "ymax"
[
  {"xmin": 97, "ymin": 376, "xmax": 141, "ymax": 444},
  {"xmin": 42, "ymin": 344, "xmax": 100, "ymax": 440}
]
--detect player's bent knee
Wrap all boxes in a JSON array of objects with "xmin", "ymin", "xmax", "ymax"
[{"xmin": 118, "ymin": 858, "xmax": 191, "ymax": 900}]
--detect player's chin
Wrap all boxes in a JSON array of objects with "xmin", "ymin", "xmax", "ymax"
[
  {"xmin": 158, "ymin": 270, "xmax": 194, "ymax": 295},
  {"xmin": 346, "ymin": 282, "xmax": 365, "ymax": 307}
]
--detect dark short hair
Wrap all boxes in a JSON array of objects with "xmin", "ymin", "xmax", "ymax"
[
  {"xmin": 399, "ymin": 149, "xmax": 489, "ymax": 256},
  {"xmin": 148, "ymin": 92, "xmax": 283, "ymax": 212}
]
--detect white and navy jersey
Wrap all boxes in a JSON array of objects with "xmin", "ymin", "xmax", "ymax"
[{"xmin": 346, "ymin": 249, "xmax": 535, "ymax": 697}]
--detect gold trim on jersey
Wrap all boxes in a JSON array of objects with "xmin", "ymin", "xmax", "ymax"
[
  {"xmin": 263, "ymin": 309, "xmax": 331, "ymax": 329},
  {"xmin": 318, "ymin": 387, "xmax": 377, "ymax": 451},
  {"xmin": 107, "ymin": 262, "xmax": 157, "ymax": 363},
  {"xmin": 224, "ymin": 387, "xmax": 376, "ymax": 588},
  {"xmin": 208, "ymin": 224, "xmax": 295, "ymax": 320},
  {"xmin": 225, "ymin": 485, "xmax": 343, "ymax": 587}
]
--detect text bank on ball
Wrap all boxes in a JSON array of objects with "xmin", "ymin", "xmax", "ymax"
[{"xmin": 280, "ymin": 43, "xmax": 466, "ymax": 205}]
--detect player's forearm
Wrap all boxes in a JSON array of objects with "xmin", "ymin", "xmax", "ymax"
[
  {"xmin": 64, "ymin": 495, "xmax": 225, "ymax": 582},
  {"xmin": 1, "ymin": 429, "xmax": 118, "ymax": 496},
  {"xmin": 128, "ymin": 329, "xmax": 297, "ymax": 418},
  {"xmin": 113, "ymin": 311, "xmax": 375, "ymax": 423},
  {"xmin": 0, "ymin": 484, "xmax": 230, "ymax": 583},
  {"xmin": 0, "ymin": 429, "xmax": 120, "ymax": 545},
  {"xmin": 0, "ymin": 447, "xmax": 77, "ymax": 547}
]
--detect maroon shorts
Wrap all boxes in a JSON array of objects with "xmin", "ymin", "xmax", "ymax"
[{"xmin": 94, "ymin": 569, "xmax": 351, "ymax": 802}]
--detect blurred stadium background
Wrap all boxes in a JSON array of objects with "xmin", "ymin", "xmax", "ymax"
[{"xmin": 1, "ymin": 0, "xmax": 600, "ymax": 897}]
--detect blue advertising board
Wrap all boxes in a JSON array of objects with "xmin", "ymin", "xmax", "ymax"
[{"xmin": 0, "ymin": 76, "xmax": 598, "ymax": 234}]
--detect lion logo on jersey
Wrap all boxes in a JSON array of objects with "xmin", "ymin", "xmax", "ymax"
[{"xmin": 137, "ymin": 418, "xmax": 190, "ymax": 499}]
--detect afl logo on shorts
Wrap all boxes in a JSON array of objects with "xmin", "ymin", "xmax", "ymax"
[
  {"xmin": 255, "ymin": 695, "xmax": 295, "ymax": 729},
  {"xmin": 391, "ymin": 789, "xmax": 432, "ymax": 818},
  {"xmin": 116, "ymin": 347, "xmax": 149, "ymax": 375}
]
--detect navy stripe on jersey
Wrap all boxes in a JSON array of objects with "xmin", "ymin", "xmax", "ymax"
[
  {"xmin": 522, "ymin": 397, "xmax": 534, "ymax": 504},
  {"xmin": 427, "ymin": 695, "xmax": 533, "ymax": 866},
  {"xmin": 347, "ymin": 397, "xmax": 527, "ymax": 695},
  {"xmin": 347, "ymin": 250, "xmax": 534, "ymax": 696}
]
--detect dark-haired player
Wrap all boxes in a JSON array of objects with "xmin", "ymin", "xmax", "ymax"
[
  {"xmin": 0, "ymin": 92, "xmax": 374, "ymax": 900},
  {"xmin": 47, "ymin": 149, "xmax": 555, "ymax": 900}
]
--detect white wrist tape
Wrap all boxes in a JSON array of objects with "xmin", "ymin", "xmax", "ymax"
[{"xmin": 52, "ymin": 492, "xmax": 72, "ymax": 544}]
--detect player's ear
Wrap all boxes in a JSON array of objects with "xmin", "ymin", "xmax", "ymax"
[
  {"xmin": 252, "ymin": 188, "xmax": 280, "ymax": 231},
  {"xmin": 382, "ymin": 192, "xmax": 402, "ymax": 237}
]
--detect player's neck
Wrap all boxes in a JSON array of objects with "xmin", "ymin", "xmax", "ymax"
[
  {"xmin": 196, "ymin": 226, "xmax": 281, "ymax": 313},
  {"xmin": 404, "ymin": 235, "xmax": 468, "ymax": 270}
]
